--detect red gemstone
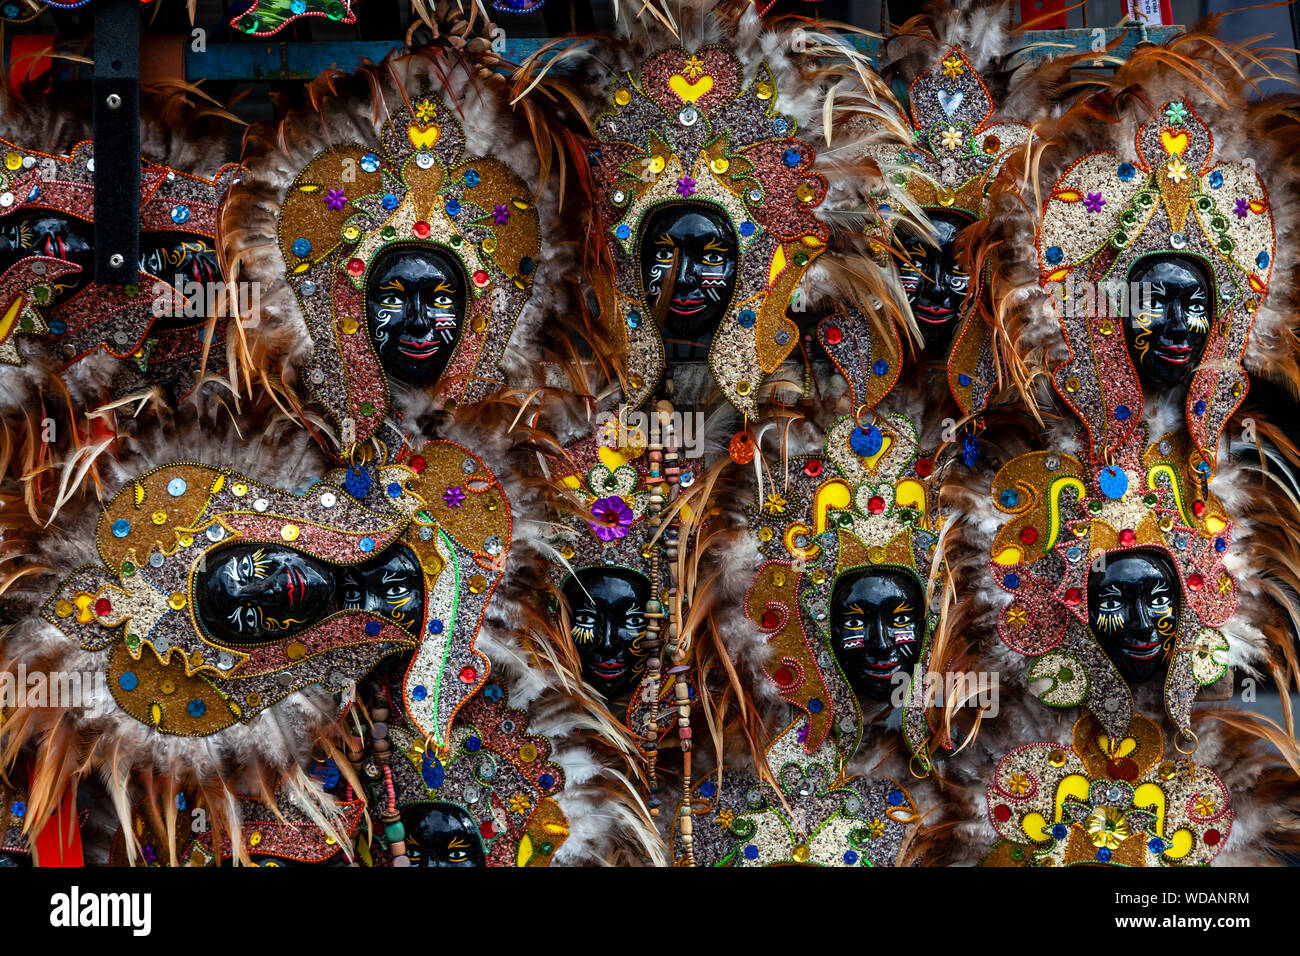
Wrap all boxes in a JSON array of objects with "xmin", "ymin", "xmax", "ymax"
[
  {"xmin": 761, "ymin": 609, "xmax": 782, "ymax": 630},
  {"xmin": 824, "ymin": 325, "xmax": 843, "ymax": 345},
  {"xmin": 480, "ymin": 820, "xmax": 495, "ymax": 839},
  {"xmin": 459, "ymin": 666, "xmax": 478, "ymax": 684},
  {"xmin": 413, "ymin": 221, "xmax": 431, "ymax": 238},
  {"xmin": 347, "ymin": 257, "xmax": 365, "ymax": 276},
  {"xmin": 803, "ymin": 459, "xmax": 823, "ymax": 478},
  {"xmin": 93, "ymin": 597, "xmax": 112, "ymax": 617},
  {"xmin": 915, "ymin": 457, "xmax": 933, "ymax": 478},
  {"xmin": 1205, "ymin": 828, "xmax": 1221, "ymax": 846},
  {"xmin": 867, "ymin": 496, "xmax": 885, "ymax": 515},
  {"xmin": 729, "ymin": 433, "xmax": 755, "ymax": 465},
  {"xmin": 993, "ymin": 804, "xmax": 1012, "ymax": 822},
  {"xmin": 1188, "ymin": 572, "xmax": 1204, "ymax": 590},
  {"xmin": 409, "ymin": 455, "xmax": 427, "ymax": 474},
  {"xmin": 772, "ymin": 667, "xmax": 794, "ymax": 688},
  {"xmin": 1064, "ymin": 587, "xmax": 1082, "ymax": 606},
  {"xmin": 1193, "ymin": 500, "xmax": 1206, "ymax": 518},
  {"xmin": 1107, "ymin": 757, "xmax": 1139, "ymax": 781},
  {"xmin": 1019, "ymin": 526, "xmax": 1039, "ymax": 545},
  {"xmin": 1119, "ymin": 529, "xmax": 1136, "ymax": 545},
  {"xmin": 472, "ymin": 270, "xmax": 490, "ymax": 287}
]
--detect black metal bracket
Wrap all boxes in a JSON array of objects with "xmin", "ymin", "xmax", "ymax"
[{"xmin": 92, "ymin": 0, "xmax": 139, "ymax": 287}]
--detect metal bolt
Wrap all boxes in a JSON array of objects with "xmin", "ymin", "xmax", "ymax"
[
  {"xmin": 108, "ymin": 253, "xmax": 125, "ymax": 268},
  {"xmin": 106, "ymin": 94, "xmax": 122, "ymax": 109}
]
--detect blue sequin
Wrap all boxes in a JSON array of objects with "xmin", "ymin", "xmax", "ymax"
[
  {"xmin": 292, "ymin": 238, "xmax": 311, "ymax": 258},
  {"xmin": 615, "ymin": 224, "xmax": 630, "ymax": 240},
  {"xmin": 808, "ymin": 698, "xmax": 824, "ymax": 714},
  {"xmin": 359, "ymin": 537, "xmax": 375, "ymax": 553},
  {"xmin": 484, "ymin": 684, "xmax": 503, "ymax": 701},
  {"xmin": 291, "ymin": 0, "xmax": 306, "ymax": 13},
  {"xmin": 1257, "ymin": 250, "xmax": 1270, "ymax": 269},
  {"xmin": 387, "ymin": 481, "xmax": 402, "ymax": 498},
  {"xmin": 772, "ymin": 119, "xmax": 788, "ymax": 135},
  {"xmin": 739, "ymin": 221, "xmax": 755, "ymax": 237},
  {"xmin": 187, "ymin": 699, "xmax": 206, "ymax": 718},
  {"xmin": 175, "ymin": 794, "xmax": 187, "ymax": 811},
  {"xmin": 343, "ymin": 465, "xmax": 371, "ymax": 499},
  {"xmin": 539, "ymin": 773, "xmax": 555, "ymax": 789},
  {"xmin": 962, "ymin": 433, "xmax": 979, "ymax": 467},
  {"xmin": 464, "ymin": 170, "xmax": 481, "ymax": 187},
  {"xmin": 11, "ymin": 802, "xmax": 24, "ymax": 818},
  {"xmin": 170, "ymin": 205, "xmax": 191, "ymax": 225},
  {"xmin": 428, "ymin": 619, "xmax": 444, "ymax": 634},
  {"xmin": 365, "ymin": 621, "xmax": 381, "ymax": 636},
  {"xmin": 119, "ymin": 672, "xmax": 138, "ymax": 691},
  {"xmin": 1148, "ymin": 837, "xmax": 1165, "ymax": 853},
  {"xmin": 1117, "ymin": 163, "xmax": 1136, "ymax": 182},
  {"xmin": 421, "ymin": 752, "xmax": 444, "ymax": 789},
  {"xmin": 782, "ymin": 147, "xmax": 802, "ymax": 167},
  {"xmin": 738, "ymin": 309, "xmax": 757, "ymax": 328},
  {"xmin": 958, "ymin": 373, "xmax": 972, "ymax": 387},
  {"xmin": 519, "ymin": 257, "xmax": 535, "ymax": 274},
  {"xmin": 1098, "ymin": 465, "xmax": 1129, "ymax": 500},
  {"xmin": 445, "ymin": 199, "xmax": 461, "ymax": 216},
  {"xmin": 887, "ymin": 789, "xmax": 904, "ymax": 807},
  {"xmin": 1215, "ymin": 537, "xmax": 1226, "ymax": 553},
  {"xmin": 843, "ymin": 851, "xmax": 858, "ymax": 865},
  {"xmin": 412, "ymin": 685, "xmax": 428, "ymax": 701},
  {"xmin": 1194, "ymin": 400, "xmax": 1206, "ymax": 416},
  {"xmin": 1053, "ymin": 823, "xmax": 1069, "ymax": 839},
  {"xmin": 48, "ymin": 320, "xmax": 66, "ymax": 335},
  {"xmin": 1000, "ymin": 489, "xmax": 1020, "ymax": 508},
  {"xmin": 1115, "ymin": 404, "xmax": 1131, "ymax": 421},
  {"xmin": 1004, "ymin": 573, "xmax": 1020, "ymax": 589},
  {"xmin": 1209, "ymin": 171, "xmax": 1224, "ymax": 189},
  {"xmin": 700, "ymin": 781, "xmax": 717, "ymax": 798},
  {"xmin": 360, "ymin": 152, "xmax": 380, "ymax": 173},
  {"xmin": 873, "ymin": 360, "xmax": 888, "ymax": 376},
  {"xmin": 167, "ymin": 478, "xmax": 187, "ymax": 497},
  {"xmin": 466, "ymin": 737, "xmax": 482, "ymax": 752},
  {"xmin": 1097, "ymin": 848, "xmax": 1112, "ymax": 862},
  {"xmin": 1045, "ymin": 245, "xmax": 1064, "ymax": 265},
  {"xmin": 112, "ymin": 519, "xmax": 131, "ymax": 538},
  {"xmin": 744, "ymin": 845, "xmax": 759, "ymax": 860},
  {"xmin": 382, "ymin": 193, "xmax": 399, "ymax": 210},
  {"xmin": 627, "ymin": 311, "xmax": 640, "ymax": 329}
]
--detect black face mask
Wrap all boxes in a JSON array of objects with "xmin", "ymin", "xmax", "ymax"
[
  {"xmin": 562, "ymin": 568, "xmax": 650, "ymax": 701},
  {"xmin": 1087, "ymin": 548, "xmax": 1180, "ymax": 683},
  {"xmin": 402, "ymin": 803, "xmax": 486, "ymax": 867},
  {"xmin": 1125, "ymin": 255, "xmax": 1213, "ymax": 389},
  {"xmin": 898, "ymin": 211, "xmax": 972, "ymax": 356},
  {"xmin": 638, "ymin": 204, "xmax": 738, "ymax": 356},
  {"xmin": 365, "ymin": 245, "xmax": 467, "ymax": 386},
  {"xmin": 197, "ymin": 542, "xmax": 423, "ymax": 645},
  {"xmin": 139, "ymin": 231, "xmax": 221, "ymax": 330},
  {"xmin": 0, "ymin": 213, "xmax": 93, "ymax": 303},
  {"xmin": 829, "ymin": 569, "xmax": 924, "ymax": 702}
]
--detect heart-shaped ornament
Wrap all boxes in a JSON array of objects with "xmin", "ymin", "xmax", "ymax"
[
  {"xmin": 937, "ymin": 89, "xmax": 965, "ymax": 117},
  {"xmin": 668, "ymin": 73, "xmax": 713, "ymax": 102},
  {"xmin": 1159, "ymin": 128, "xmax": 1189, "ymax": 156},
  {"xmin": 408, "ymin": 123, "xmax": 441, "ymax": 150}
]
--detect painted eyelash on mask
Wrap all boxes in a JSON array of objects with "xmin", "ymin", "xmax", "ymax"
[{"xmin": 1096, "ymin": 612, "xmax": 1124, "ymax": 633}]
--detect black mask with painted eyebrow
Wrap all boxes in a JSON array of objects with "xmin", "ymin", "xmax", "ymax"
[
  {"xmin": 897, "ymin": 210, "xmax": 973, "ymax": 357},
  {"xmin": 1087, "ymin": 547, "xmax": 1181, "ymax": 683},
  {"xmin": 1124, "ymin": 253, "xmax": 1214, "ymax": 390},
  {"xmin": 829, "ymin": 568, "xmax": 924, "ymax": 702}
]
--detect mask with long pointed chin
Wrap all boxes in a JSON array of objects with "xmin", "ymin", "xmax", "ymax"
[
  {"xmin": 1124, "ymin": 254, "xmax": 1213, "ymax": 389},
  {"xmin": 365, "ymin": 244, "xmax": 467, "ymax": 386},
  {"xmin": 1087, "ymin": 547, "xmax": 1181, "ymax": 683},
  {"xmin": 829, "ymin": 568, "xmax": 924, "ymax": 702},
  {"xmin": 561, "ymin": 568, "xmax": 650, "ymax": 700},
  {"xmin": 638, "ymin": 203, "xmax": 738, "ymax": 356}
]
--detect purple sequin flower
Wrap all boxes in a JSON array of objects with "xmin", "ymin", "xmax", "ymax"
[
  {"xmin": 1083, "ymin": 192, "xmax": 1106, "ymax": 213},
  {"xmin": 492, "ymin": 203, "xmax": 511, "ymax": 225},
  {"xmin": 588, "ymin": 496, "xmax": 634, "ymax": 541},
  {"xmin": 1234, "ymin": 197, "xmax": 1250, "ymax": 219},
  {"xmin": 443, "ymin": 486, "xmax": 466, "ymax": 508},
  {"xmin": 325, "ymin": 188, "xmax": 347, "ymax": 211},
  {"xmin": 796, "ymin": 722, "xmax": 810, "ymax": 744},
  {"xmin": 676, "ymin": 177, "xmax": 697, "ymax": 198}
]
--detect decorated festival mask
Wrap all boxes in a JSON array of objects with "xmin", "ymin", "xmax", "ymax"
[
  {"xmin": 110, "ymin": 789, "xmax": 366, "ymax": 867},
  {"xmin": 1040, "ymin": 100, "xmax": 1274, "ymax": 472},
  {"xmin": 586, "ymin": 44, "xmax": 829, "ymax": 415},
  {"xmin": 987, "ymin": 424, "xmax": 1232, "ymax": 747},
  {"xmin": 0, "ymin": 135, "xmax": 238, "ymax": 388},
  {"xmin": 378, "ymin": 684, "xmax": 569, "ymax": 867},
  {"xmin": 983, "ymin": 711, "xmax": 1232, "ymax": 866},
  {"xmin": 270, "ymin": 77, "xmax": 540, "ymax": 452},
  {"xmin": 743, "ymin": 408, "xmax": 949, "ymax": 770},
  {"xmin": 866, "ymin": 46, "xmax": 1031, "ymax": 417},
  {"xmin": 40, "ymin": 440, "xmax": 510, "ymax": 752}
]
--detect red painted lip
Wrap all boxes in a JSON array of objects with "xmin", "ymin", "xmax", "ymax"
[
  {"xmin": 670, "ymin": 298, "xmax": 707, "ymax": 316},
  {"xmin": 592, "ymin": 661, "xmax": 626, "ymax": 678},
  {"xmin": 398, "ymin": 338, "xmax": 439, "ymax": 359},
  {"xmin": 863, "ymin": 659, "xmax": 902, "ymax": 674},
  {"xmin": 914, "ymin": 304, "xmax": 956, "ymax": 325},
  {"xmin": 1156, "ymin": 346, "xmax": 1192, "ymax": 364},
  {"xmin": 1123, "ymin": 639, "xmax": 1163, "ymax": 660}
]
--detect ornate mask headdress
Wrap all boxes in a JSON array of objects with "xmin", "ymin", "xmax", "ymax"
[
  {"xmin": 378, "ymin": 684, "xmax": 569, "ymax": 867},
  {"xmin": 0, "ymin": 135, "xmax": 239, "ymax": 381},
  {"xmin": 14, "ymin": 435, "xmax": 509, "ymax": 846},
  {"xmin": 983, "ymin": 711, "xmax": 1232, "ymax": 866},
  {"xmin": 743, "ymin": 408, "xmax": 949, "ymax": 770},
  {"xmin": 245, "ymin": 62, "xmax": 540, "ymax": 458},
  {"xmin": 987, "ymin": 424, "xmax": 1232, "ymax": 748},
  {"xmin": 1040, "ymin": 100, "xmax": 1274, "ymax": 472},
  {"xmin": 865, "ymin": 45, "xmax": 1031, "ymax": 419},
  {"xmin": 587, "ymin": 43, "xmax": 828, "ymax": 415}
]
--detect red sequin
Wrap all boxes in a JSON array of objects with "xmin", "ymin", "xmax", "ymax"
[
  {"xmin": 94, "ymin": 598, "xmax": 112, "ymax": 617},
  {"xmin": 459, "ymin": 666, "xmax": 478, "ymax": 683},
  {"xmin": 413, "ymin": 221, "xmax": 431, "ymax": 238},
  {"xmin": 480, "ymin": 821, "xmax": 495, "ymax": 839},
  {"xmin": 347, "ymin": 258, "xmax": 365, "ymax": 276},
  {"xmin": 1205, "ymin": 829, "xmax": 1221, "ymax": 846},
  {"xmin": 1188, "ymin": 572, "xmax": 1204, "ymax": 590},
  {"xmin": 1019, "ymin": 526, "xmax": 1039, "ymax": 545},
  {"xmin": 409, "ymin": 456, "xmax": 427, "ymax": 474},
  {"xmin": 761, "ymin": 609, "xmax": 782, "ymax": 630},
  {"xmin": 472, "ymin": 270, "xmax": 490, "ymax": 287},
  {"xmin": 1193, "ymin": 500, "xmax": 1206, "ymax": 518},
  {"xmin": 1064, "ymin": 587, "xmax": 1082, "ymax": 606},
  {"xmin": 772, "ymin": 667, "xmax": 794, "ymax": 687},
  {"xmin": 803, "ymin": 460, "xmax": 823, "ymax": 478},
  {"xmin": 1119, "ymin": 529, "xmax": 1136, "ymax": 545},
  {"xmin": 915, "ymin": 457, "xmax": 933, "ymax": 478},
  {"xmin": 993, "ymin": 804, "xmax": 1012, "ymax": 822},
  {"xmin": 867, "ymin": 496, "xmax": 885, "ymax": 515},
  {"xmin": 824, "ymin": 326, "xmax": 843, "ymax": 345}
]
